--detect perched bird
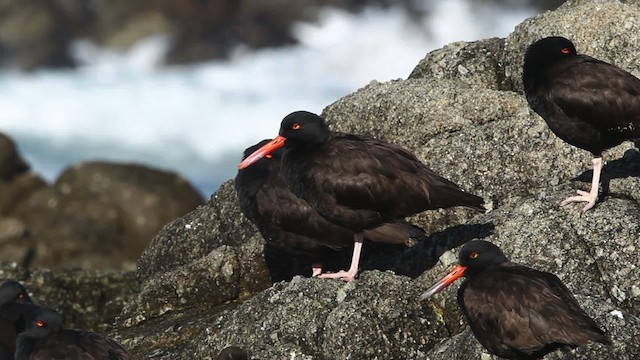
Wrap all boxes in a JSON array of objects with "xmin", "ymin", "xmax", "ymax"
[
  {"xmin": 420, "ymin": 240, "xmax": 611, "ymax": 359},
  {"xmin": 239, "ymin": 111, "xmax": 485, "ymax": 281},
  {"xmin": 523, "ymin": 36, "xmax": 640, "ymax": 211},
  {"xmin": 235, "ymin": 140, "xmax": 426, "ymax": 281},
  {"xmin": 0, "ymin": 280, "xmax": 39, "ymax": 360},
  {"xmin": 15, "ymin": 308, "xmax": 131, "ymax": 360}
]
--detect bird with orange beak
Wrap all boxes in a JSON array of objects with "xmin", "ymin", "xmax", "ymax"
[
  {"xmin": 239, "ymin": 111, "xmax": 485, "ymax": 281},
  {"xmin": 421, "ymin": 240, "xmax": 611, "ymax": 359}
]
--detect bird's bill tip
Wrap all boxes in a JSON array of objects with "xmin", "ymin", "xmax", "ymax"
[
  {"xmin": 238, "ymin": 135, "xmax": 286, "ymax": 169},
  {"xmin": 419, "ymin": 264, "xmax": 467, "ymax": 300}
]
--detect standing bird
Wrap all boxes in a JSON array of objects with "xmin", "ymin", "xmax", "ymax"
[
  {"xmin": 523, "ymin": 36, "xmax": 640, "ymax": 211},
  {"xmin": 15, "ymin": 308, "xmax": 131, "ymax": 360},
  {"xmin": 235, "ymin": 140, "xmax": 426, "ymax": 281},
  {"xmin": 0, "ymin": 280, "xmax": 39, "ymax": 360},
  {"xmin": 420, "ymin": 240, "xmax": 611, "ymax": 359},
  {"xmin": 238, "ymin": 111, "xmax": 485, "ymax": 281}
]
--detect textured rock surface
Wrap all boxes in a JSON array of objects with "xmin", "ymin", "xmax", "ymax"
[
  {"xmin": 0, "ymin": 263, "xmax": 137, "ymax": 333},
  {"xmin": 116, "ymin": 1, "xmax": 640, "ymax": 358}
]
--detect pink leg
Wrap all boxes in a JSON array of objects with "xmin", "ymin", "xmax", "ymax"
[
  {"xmin": 317, "ymin": 233, "xmax": 363, "ymax": 282},
  {"xmin": 560, "ymin": 156, "xmax": 602, "ymax": 212},
  {"xmin": 311, "ymin": 263, "xmax": 323, "ymax": 277}
]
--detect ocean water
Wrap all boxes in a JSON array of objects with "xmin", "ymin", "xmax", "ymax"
[{"xmin": 0, "ymin": 0, "xmax": 537, "ymax": 197}]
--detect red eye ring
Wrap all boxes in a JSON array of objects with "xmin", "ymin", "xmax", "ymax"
[
  {"xmin": 36, "ymin": 320, "xmax": 45, "ymax": 327},
  {"xmin": 560, "ymin": 47, "xmax": 571, "ymax": 54},
  {"xmin": 265, "ymin": 154, "xmax": 273, "ymax": 159},
  {"xmin": 292, "ymin": 123, "xmax": 301, "ymax": 130},
  {"xmin": 469, "ymin": 252, "xmax": 479, "ymax": 259}
]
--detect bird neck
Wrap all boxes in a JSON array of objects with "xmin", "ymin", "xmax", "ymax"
[{"xmin": 14, "ymin": 334, "xmax": 39, "ymax": 360}]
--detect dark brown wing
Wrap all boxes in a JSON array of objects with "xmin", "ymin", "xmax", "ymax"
[
  {"xmin": 303, "ymin": 133, "xmax": 484, "ymax": 229},
  {"xmin": 459, "ymin": 264, "xmax": 609, "ymax": 359},
  {"xmin": 256, "ymin": 169, "xmax": 353, "ymax": 252},
  {"xmin": 545, "ymin": 56, "xmax": 640, "ymax": 151},
  {"xmin": 29, "ymin": 330, "xmax": 131, "ymax": 360}
]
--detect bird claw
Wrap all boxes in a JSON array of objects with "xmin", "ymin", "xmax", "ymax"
[
  {"xmin": 316, "ymin": 270, "xmax": 357, "ymax": 282},
  {"xmin": 560, "ymin": 190, "xmax": 597, "ymax": 212}
]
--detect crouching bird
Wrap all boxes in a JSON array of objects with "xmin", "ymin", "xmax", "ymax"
[
  {"xmin": 15, "ymin": 308, "xmax": 131, "ymax": 360},
  {"xmin": 420, "ymin": 240, "xmax": 611, "ymax": 359}
]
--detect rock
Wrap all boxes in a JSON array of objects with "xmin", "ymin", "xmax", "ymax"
[
  {"xmin": 115, "ymin": 272, "xmax": 448, "ymax": 359},
  {"xmin": 128, "ymin": 181, "xmax": 271, "ymax": 324},
  {"xmin": 0, "ymin": 133, "xmax": 47, "ymax": 216},
  {"xmin": 409, "ymin": 37, "xmax": 507, "ymax": 90},
  {"xmin": 7, "ymin": 161, "xmax": 204, "ymax": 271},
  {"xmin": 0, "ymin": 262, "xmax": 137, "ymax": 333},
  {"xmin": 0, "ymin": 1, "xmax": 74, "ymax": 70},
  {"xmin": 111, "ymin": 1, "xmax": 638, "ymax": 358}
]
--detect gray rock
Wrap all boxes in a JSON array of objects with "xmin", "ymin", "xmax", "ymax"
[
  {"xmin": 6, "ymin": 161, "xmax": 204, "ymax": 271},
  {"xmin": 0, "ymin": 263, "xmax": 137, "ymax": 333}
]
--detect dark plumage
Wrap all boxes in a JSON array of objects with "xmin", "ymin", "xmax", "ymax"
[
  {"xmin": 420, "ymin": 240, "xmax": 611, "ymax": 359},
  {"xmin": 239, "ymin": 111, "xmax": 485, "ymax": 280},
  {"xmin": 15, "ymin": 308, "xmax": 131, "ymax": 360},
  {"xmin": 0, "ymin": 280, "xmax": 39, "ymax": 360},
  {"xmin": 523, "ymin": 36, "xmax": 640, "ymax": 211},
  {"xmin": 217, "ymin": 346, "xmax": 248, "ymax": 360},
  {"xmin": 235, "ymin": 140, "xmax": 426, "ymax": 281}
]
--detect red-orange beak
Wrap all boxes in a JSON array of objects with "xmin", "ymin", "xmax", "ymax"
[
  {"xmin": 419, "ymin": 264, "xmax": 467, "ymax": 300},
  {"xmin": 238, "ymin": 135, "xmax": 286, "ymax": 170}
]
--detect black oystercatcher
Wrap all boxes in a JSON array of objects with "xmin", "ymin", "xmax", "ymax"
[
  {"xmin": 15, "ymin": 308, "xmax": 131, "ymax": 360},
  {"xmin": 0, "ymin": 280, "xmax": 39, "ymax": 360},
  {"xmin": 238, "ymin": 111, "xmax": 485, "ymax": 281},
  {"xmin": 523, "ymin": 36, "xmax": 640, "ymax": 211},
  {"xmin": 420, "ymin": 240, "xmax": 611, "ymax": 359},
  {"xmin": 235, "ymin": 140, "xmax": 426, "ymax": 281}
]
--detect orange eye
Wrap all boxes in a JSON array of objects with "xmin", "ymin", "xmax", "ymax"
[
  {"xmin": 292, "ymin": 123, "xmax": 301, "ymax": 130},
  {"xmin": 36, "ymin": 320, "xmax": 44, "ymax": 327},
  {"xmin": 18, "ymin": 293, "xmax": 24, "ymax": 299},
  {"xmin": 469, "ymin": 252, "xmax": 479, "ymax": 259},
  {"xmin": 265, "ymin": 154, "xmax": 273, "ymax": 159},
  {"xmin": 560, "ymin": 47, "xmax": 570, "ymax": 54}
]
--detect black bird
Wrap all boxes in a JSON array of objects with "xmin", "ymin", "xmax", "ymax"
[
  {"xmin": 239, "ymin": 111, "xmax": 485, "ymax": 281},
  {"xmin": 523, "ymin": 36, "xmax": 640, "ymax": 211},
  {"xmin": 217, "ymin": 346, "xmax": 249, "ymax": 360},
  {"xmin": 235, "ymin": 140, "xmax": 426, "ymax": 281},
  {"xmin": 0, "ymin": 280, "xmax": 39, "ymax": 360},
  {"xmin": 420, "ymin": 240, "xmax": 611, "ymax": 359},
  {"xmin": 15, "ymin": 308, "xmax": 131, "ymax": 360}
]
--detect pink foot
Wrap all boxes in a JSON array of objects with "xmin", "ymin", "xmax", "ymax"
[
  {"xmin": 560, "ymin": 156, "xmax": 602, "ymax": 212},
  {"xmin": 317, "ymin": 270, "xmax": 357, "ymax": 282},
  {"xmin": 311, "ymin": 263, "xmax": 323, "ymax": 277},
  {"xmin": 560, "ymin": 190, "xmax": 597, "ymax": 212}
]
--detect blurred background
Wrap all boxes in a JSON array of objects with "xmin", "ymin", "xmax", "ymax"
[{"xmin": 0, "ymin": 0, "xmax": 565, "ymax": 198}]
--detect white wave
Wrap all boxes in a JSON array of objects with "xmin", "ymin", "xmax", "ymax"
[{"xmin": 0, "ymin": 0, "xmax": 536, "ymax": 196}]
